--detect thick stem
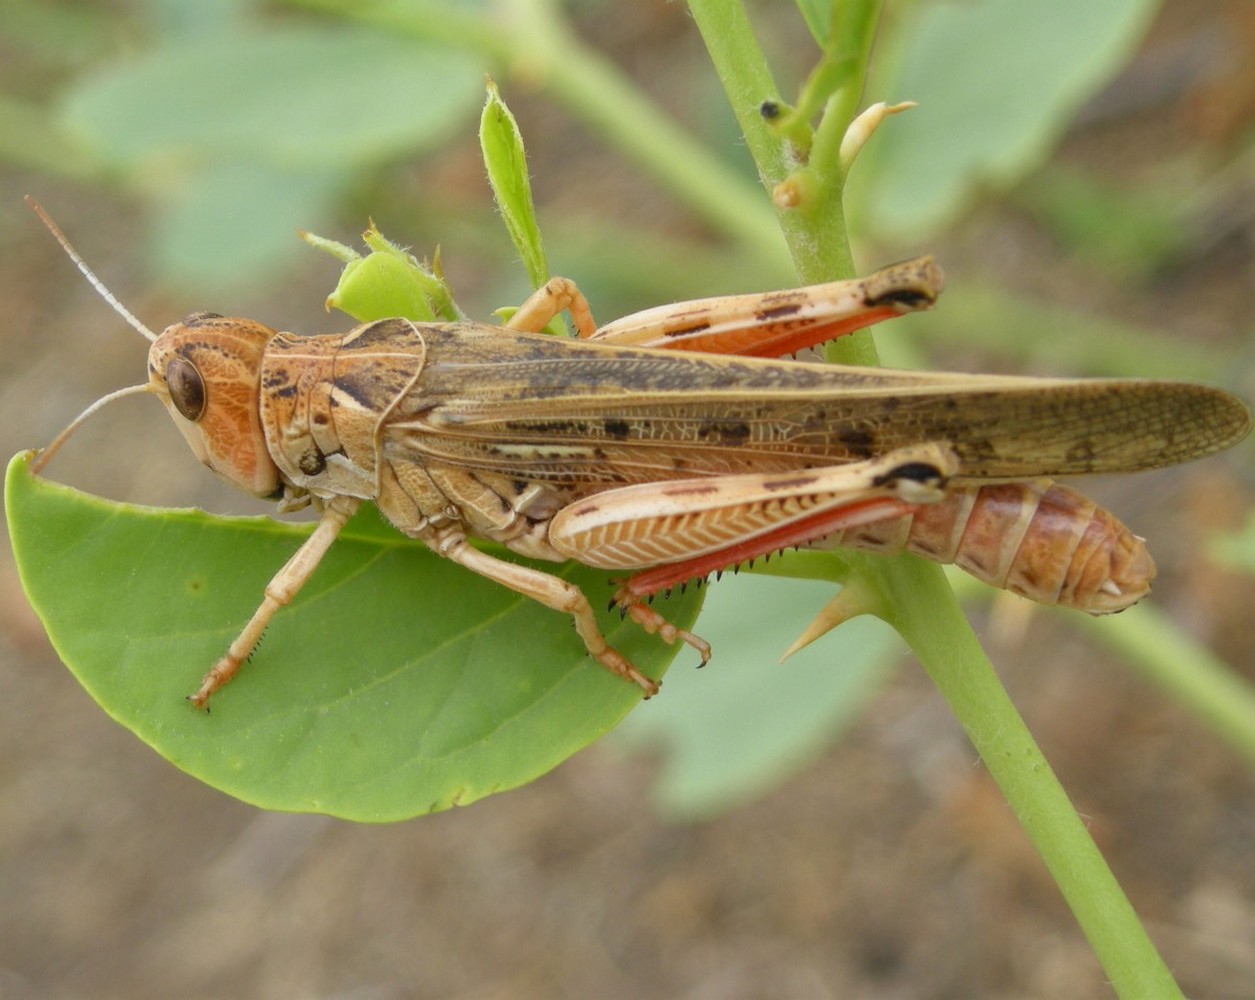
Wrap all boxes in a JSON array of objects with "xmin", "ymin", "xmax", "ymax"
[
  {"xmin": 688, "ymin": 1, "xmax": 1183, "ymax": 995},
  {"xmin": 871, "ymin": 558, "xmax": 1183, "ymax": 998}
]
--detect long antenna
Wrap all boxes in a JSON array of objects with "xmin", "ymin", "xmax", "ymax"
[
  {"xmin": 25, "ymin": 195, "xmax": 158, "ymax": 343},
  {"xmin": 31, "ymin": 383, "xmax": 152, "ymax": 474},
  {"xmin": 27, "ymin": 197, "xmax": 160, "ymax": 475}
]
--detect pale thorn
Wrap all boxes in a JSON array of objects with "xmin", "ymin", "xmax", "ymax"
[
  {"xmin": 839, "ymin": 101, "xmax": 918, "ymax": 171},
  {"xmin": 780, "ymin": 580, "xmax": 883, "ymax": 662}
]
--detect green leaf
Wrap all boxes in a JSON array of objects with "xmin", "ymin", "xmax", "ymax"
[
  {"xmin": 479, "ymin": 82, "xmax": 565, "ymax": 333},
  {"xmin": 616, "ymin": 573, "xmax": 898, "ymax": 819},
  {"xmin": 856, "ymin": 0, "xmax": 1161, "ymax": 237},
  {"xmin": 6, "ymin": 452, "xmax": 703, "ymax": 820},
  {"xmin": 794, "ymin": 0, "xmax": 832, "ymax": 49},
  {"xmin": 150, "ymin": 159, "xmax": 348, "ymax": 295},
  {"xmin": 54, "ymin": 24, "xmax": 485, "ymax": 294},
  {"xmin": 309, "ymin": 223, "xmax": 463, "ymax": 324},
  {"xmin": 59, "ymin": 25, "xmax": 484, "ymax": 167}
]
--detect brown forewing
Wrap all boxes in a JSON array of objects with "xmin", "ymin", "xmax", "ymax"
[{"xmin": 361, "ymin": 323, "xmax": 1250, "ymax": 495}]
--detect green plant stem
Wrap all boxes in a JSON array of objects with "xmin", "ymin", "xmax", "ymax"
[
  {"xmin": 820, "ymin": 0, "xmax": 882, "ymax": 146},
  {"xmin": 872, "ymin": 559, "xmax": 1184, "ymax": 998},
  {"xmin": 685, "ymin": 2, "xmax": 851, "ymax": 278},
  {"xmin": 687, "ymin": 0, "xmax": 877, "ymax": 364},
  {"xmin": 690, "ymin": 1, "xmax": 1183, "ymax": 996}
]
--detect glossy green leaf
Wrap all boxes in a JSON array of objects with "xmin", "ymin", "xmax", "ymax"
[{"xmin": 6, "ymin": 452, "xmax": 703, "ymax": 820}]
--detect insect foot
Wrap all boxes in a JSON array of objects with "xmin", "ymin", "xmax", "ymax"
[
  {"xmin": 617, "ymin": 596, "xmax": 713, "ymax": 668},
  {"xmin": 591, "ymin": 637, "xmax": 665, "ymax": 699}
]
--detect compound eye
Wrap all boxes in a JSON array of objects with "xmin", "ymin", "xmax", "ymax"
[{"xmin": 166, "ymin": 357, "xmax": 206, "ymax": 421}]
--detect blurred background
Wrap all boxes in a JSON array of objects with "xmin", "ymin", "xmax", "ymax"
[{"xmin": 1, "ymin": 1, "xmax": 1253, "ymax": 996}]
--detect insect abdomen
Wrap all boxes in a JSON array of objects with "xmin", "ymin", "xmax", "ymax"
[{"xmin": 821, "ymin": 480, "xmax": 1155, "ymax": 613}]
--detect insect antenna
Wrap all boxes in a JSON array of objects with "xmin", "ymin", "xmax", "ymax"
[
  {"xmin": 26, "ymin": 196, "xmax": 159, "ymax": 474},
  {"xmin": 32, "ymin": 383, "xmax": 152, "ymax": 474},
  {"xmin": 25, "ymin": 195, "xmax": 157, "ymax": 343}
]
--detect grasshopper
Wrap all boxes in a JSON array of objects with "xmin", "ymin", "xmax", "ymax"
[{"xmin": 29, "ymin": 200, "xmax": 1251, "ymax": 709}]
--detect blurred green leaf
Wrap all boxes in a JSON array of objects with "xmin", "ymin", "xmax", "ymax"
[
  {"xmin": 150, "ymin": 159, "xmax": 347, "ymax": 294},
  {"xmin": 6, "ymin": 452, "xmax": 702, "ymax": 820},
  {"xmin": 897, "ymin": 283, "xmax": 1242, "ymax": 382},
  {"xmin": 616, "ymin": 573, "xmax": 899, "ymax": 819},
  {"xmin": 856, "ymin": 0, "xmax": 1160, "ymax": 237},
  {"xmin": 54, "ymin": 23, "xmax": 486, "ymax": 293},
  {"xmin": 59, "ymin": 25, "xmax": 484, "ymax": 166},
  {"xmin": 794, "ymin": 0, "xmax": 832, "ymax": 48},
  {"xmin": 142, "ymin": 0, "xmax": 253, "ymax": 37}
]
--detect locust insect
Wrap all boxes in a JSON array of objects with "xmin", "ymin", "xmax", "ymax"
[{"xmin": 28, "ymin": 199, "xmax": 1252, "ymax": 709}]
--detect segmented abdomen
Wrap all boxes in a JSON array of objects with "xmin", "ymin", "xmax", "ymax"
[{"xmin": 819, "ymin": 480, "xmax": 1155, "ymax": 613}]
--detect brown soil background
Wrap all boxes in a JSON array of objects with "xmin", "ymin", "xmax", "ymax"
[{"xmin": 2, "ymin": 3, "xmax": 1253, "ymax": 997}]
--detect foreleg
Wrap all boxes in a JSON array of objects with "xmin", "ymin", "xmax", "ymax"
[
  {"xmin": 188, "ymin": 495, "xmax": 361, "ymax": 709},
  {"xmin": 504, "ymin": 277, "xmax": 598, "ymax": 337}
]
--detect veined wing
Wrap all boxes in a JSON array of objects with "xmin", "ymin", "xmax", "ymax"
[{"xmin": 372, "ymin": 323, "xmax": 1251, "ymax": 488}]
